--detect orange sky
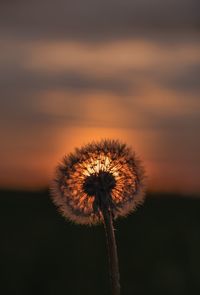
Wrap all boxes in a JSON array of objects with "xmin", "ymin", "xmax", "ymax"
[
  {"xmin": 1, "ymin": 80, "xmax": 200, "ymax": 193},
  {"xmin": 0, "ymin": 1, "xmax": 200, "ymax": 195}
]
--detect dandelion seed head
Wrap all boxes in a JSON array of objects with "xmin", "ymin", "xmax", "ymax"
[{"xmin": 51, "ymin": 139, "xmax": 146, "ymax": 225}]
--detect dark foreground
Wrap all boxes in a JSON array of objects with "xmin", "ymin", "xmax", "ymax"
[{"xmin": 0, "ymin": 190, "xmax": 200, "ymax": 295}]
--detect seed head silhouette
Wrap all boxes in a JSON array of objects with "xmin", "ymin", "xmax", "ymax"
[
  {"xmin": 51, "ymin": 139, "xmax": 145, "ymax": 224},
  {"xmin": 51, "ymin": 139, "xmax": 146, "ymax": 295}
]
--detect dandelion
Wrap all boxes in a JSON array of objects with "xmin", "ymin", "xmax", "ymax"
[{"xmin": 51, "ymin": 139, "xmax": 146, "ymax": 295}]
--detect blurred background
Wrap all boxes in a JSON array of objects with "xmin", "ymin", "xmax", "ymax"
[{"xmin": 0, "ymin": 0, "xmax": 200, "ymax": 294}]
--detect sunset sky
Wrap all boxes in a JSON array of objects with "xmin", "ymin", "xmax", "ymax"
[{"xmin": 0, "ymin": 0, "xmax": 200, "ymax": 194}]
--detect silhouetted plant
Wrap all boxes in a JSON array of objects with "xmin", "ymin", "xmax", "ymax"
[{"xmin": 51, "ymin": 139, "xmax": 146, "ymax": 295}]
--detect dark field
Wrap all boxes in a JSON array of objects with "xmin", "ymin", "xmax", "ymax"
[{"xmin": 1, "ymin": 190, "xmax": 200, "ymax": 295}]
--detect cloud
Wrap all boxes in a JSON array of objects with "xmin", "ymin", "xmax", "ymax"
[
  {"xmin": 0, "ymin": 4, "xmax": 200, "ymax": 193},
  {"xmin": 157, "ymin": 63, "xmax": 200, "ymax": 93},
  {"xmin": 0, "ymin": 0, "xmax": 199, "ymax": 41},
  {"xmin": 1, "ymin": 68, "xmax": 133, "ymax": 95},
  {"xmin": 1, "ymin": 37, "xmax": 200, "ymax": 131}
]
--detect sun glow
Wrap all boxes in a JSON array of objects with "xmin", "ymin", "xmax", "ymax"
[{"xmin": 82, "ymin": 155, "xmax": 120, "ymax": 177}]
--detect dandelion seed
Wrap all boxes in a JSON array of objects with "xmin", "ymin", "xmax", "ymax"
[
  {"xmin": 50, "ymin": 139, "xmax": 146, "ymax": 295},
  {"xmin": 51, "ymin": 139, "xmax": 145, "ymax": 225}
]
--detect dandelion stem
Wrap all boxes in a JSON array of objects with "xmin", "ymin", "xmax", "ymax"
[{"xmin": 100, "ymin": 195, "xmax": 121, "ymax": 295}]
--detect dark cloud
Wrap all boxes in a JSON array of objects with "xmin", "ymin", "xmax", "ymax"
[
  {"xmin": 0, "ymin": 67, "xmax": 133, "ymax": 98},
  {"xmin": 123, "ymin": 61, "xmax": 200, "ymax": 94},
  {"xmin": 0, "ymin": 0, "xmax": 199, "ymax": 41},
  {"xmin": 158, "ymin": 63, "xmax": 200, "ymax": 93}
]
